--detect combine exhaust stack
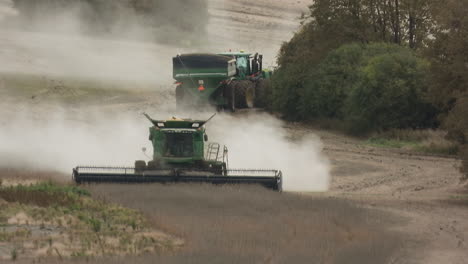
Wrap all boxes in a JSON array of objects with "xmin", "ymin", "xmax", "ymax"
[{"xmin": 73, "ymin": 167, "xmax": 282, "ymax": 191}]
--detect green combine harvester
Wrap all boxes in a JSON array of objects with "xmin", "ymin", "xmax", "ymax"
[
  {"xmin": 73, "ymin": 114, "xmax": 282, "ymax": 191},
  {"xmin": 173, "ymin": 51, "xmax": 272, "ymax": 110}
]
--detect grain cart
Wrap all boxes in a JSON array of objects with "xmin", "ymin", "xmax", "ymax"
[
  {"xmin": 173, "ymin": 52, "xmax": 272, "ymax": 110},
  {"xmin": 73, "ymin": 114, "xmax": 282, "ymax": 191}
]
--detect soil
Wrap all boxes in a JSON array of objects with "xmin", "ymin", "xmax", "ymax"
[{"xmin": 293, "ymin": 125, "xmax": 468, "ymax": 264}]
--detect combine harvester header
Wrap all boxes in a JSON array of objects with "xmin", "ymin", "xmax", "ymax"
[{"xmin": 73, "ymin": 114, "xmax": 282, "ymax": 191}]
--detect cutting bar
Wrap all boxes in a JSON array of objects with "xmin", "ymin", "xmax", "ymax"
[{"xmin": 73, "ymin": 166, "xmax": 282, "ymax": 191}]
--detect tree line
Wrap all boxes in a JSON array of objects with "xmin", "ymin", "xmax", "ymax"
[{"xmin": 268, "ymin": 0, "xmax": 467, "ymax": 176}]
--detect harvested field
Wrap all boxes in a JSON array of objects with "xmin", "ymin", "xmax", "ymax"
[{"xmin": 9, "ymin": 183, "xmax": 401, "ymax": 263}]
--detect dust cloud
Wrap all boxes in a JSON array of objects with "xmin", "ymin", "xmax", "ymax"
[
  {"xmin": 208, "ymin": 113, "xmax": 330, "ymax": 192},
  {"xmin": 0, "ymin": 0, "xmax": 208, "ymax": 84},
  {"xmin": 0, "ymin": 0, "xmax": 16, "ymax": 22},
  {"xmin": 0, "ymin": 106, "xmax": 330, "ymax": 192},
  {"xmin": 0, "ymin": 105, "xmax": 152, "ymax": 172}
]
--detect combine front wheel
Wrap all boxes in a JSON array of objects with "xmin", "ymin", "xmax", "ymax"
[{"xmin": 135, "ymin": 160, "xmax": 147, "ymax": 173}]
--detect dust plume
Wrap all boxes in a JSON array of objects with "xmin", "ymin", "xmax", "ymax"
[
  {"xmin": 0, "ymin": 0, "xmax": 208, "ymax": 84},
  {"xmin": 0, "ymin": 104, "xmax": 152, "ymax": 172},
  {"xmin": 0, "ymin": 0, "xmax": 16, "ymax": 22},
  {"xmin": 0, "ymin": 0, "xmax": 307, "ymax": 83},
  {"xmin": 0, "ymin": 105, "xmax": 329, "ymax": 192},
  {"xmin": 208, "ymin": 113, "xmax": 330, "ymax": 192}
]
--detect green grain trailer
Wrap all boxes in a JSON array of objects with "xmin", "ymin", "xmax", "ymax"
[{"xmin": 173, "ymin": 52, "xmax": 271, "ymax": 110}]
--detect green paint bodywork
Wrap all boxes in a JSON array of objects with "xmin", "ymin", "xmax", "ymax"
[
  {"xmin": 173, "ymin": 52, "xmax": 271, "ymax": 108},
  {"xmin": 147, "ymin": 118, "xmax": 225, "ymax": 169}
]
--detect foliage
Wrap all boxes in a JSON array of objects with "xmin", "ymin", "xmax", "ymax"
[
  {"xmin": 271, "ymin": 0, "xmax": 468, "ymax": 138},
  {"xmin": 300, "ymin": 43, "xmax": 407, "ymax": 119},
  {"xmin": 344, "ymin": 46, "xmax": 434, "ymax": 133},
  {"xmin": 277, "ymin": 0, "xmax": 436, "ymax": 69},
  {"xmin": 425, "ymin": 0, "xmax": 468, "ymax": 113},
  {"xmin": 444, "ymin": 96, "xmax": 468, "ymax": 144},
  {"xmin": 269, "ymin": 64, "xmax": 306, "ymax": 119},
  {"xmin": 423, "ymin": 0, "xmax": 468, "ymax": 175},
  {"xmin": 444, "ymin": 95, "xmax": 468, "ymax": 177},
  {"xmin": 273, "ymin": 41, "xmax": 433, "ymax": 133},
  {"xmin": 271, "ymin": 0, "xmax": 439, "ymax": 125}
]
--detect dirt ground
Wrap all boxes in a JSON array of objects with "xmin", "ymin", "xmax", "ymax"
[
  {"xmin": 1, "ymin": 0, "xmax": 467, "ymax": 263},
  {"xmin": 73, "ymin": 132, "xmax": 468, "ymax": 264},
  {"xmin": 288, "ymin": 125, "xmax": 468, "ymax": 264}
]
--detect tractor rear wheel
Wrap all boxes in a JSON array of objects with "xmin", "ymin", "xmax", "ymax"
[
  {"xmin": 223, "ymin": 83, "xmax": 236, "ymax": 112},
  {"xmin": 232, "ymin": 80, "xmax": 256, "ymax": 109}
]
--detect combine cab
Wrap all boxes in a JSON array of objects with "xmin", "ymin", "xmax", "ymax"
[
  {"xmin": 173, "ymin": 52, "xmax": 272, "ymax": 111},
  {"xmin": 73, "ymin": 114, "xmax": 282, "ymax": 191}
]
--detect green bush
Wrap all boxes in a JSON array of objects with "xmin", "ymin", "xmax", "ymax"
[
  {"xmin": 300, "ymin": 43, "xmax": 405, "ymax": 120},
  {"xmin": 344, "ymin": 48, "xmax": 434, "ymax": 133},
  {"xmin": 270, "ymin": 64, "xmax": 306, "ymax": 119},
  {"xmin": 444, "ymin": 95, "xmax": 468, "ymax": 144},
  {"xmin": 274, "ymin": 42, "xmax": 435, "ymax": 133},
  {"xmin": 443, "ymin": 95, "xmax": 468, "ymax": 178}
]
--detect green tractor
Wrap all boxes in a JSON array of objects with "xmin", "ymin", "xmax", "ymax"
[
  {"xmin": 173, "ymin": 51, "xmax": 272, "ymax": 110},
  {"xmin": 73, "ymin": 114, "xmax": 282, "ymax": 191}
]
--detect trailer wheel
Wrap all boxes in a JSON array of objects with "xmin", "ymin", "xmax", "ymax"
[{"xmin": 135, "ymin": 160, "xmax": 147, "ymax": 173}]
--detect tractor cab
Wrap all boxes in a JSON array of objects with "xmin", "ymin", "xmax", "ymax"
[{"xmin": 217, "ymin": 51, "xmax": 263, "ymax": 79}]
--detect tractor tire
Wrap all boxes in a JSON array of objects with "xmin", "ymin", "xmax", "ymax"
[
  {"xmin": 254, "ymin": 79, "xmax": 271, "ymax": 108},
  {"xmin": 135, "ymin": 160, "xmax": 147, "ymax": 173},
  {"xmin": 223, "ymin": 83, "xmax": 236, "ymax": 112},
  {"xmin": 232, "ymin": 80, "xmax": 256, "ymax": 109}
]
